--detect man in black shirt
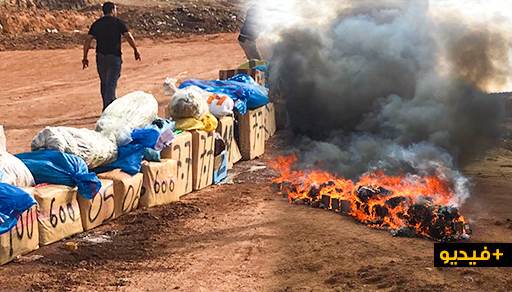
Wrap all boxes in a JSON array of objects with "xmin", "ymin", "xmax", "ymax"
[
  {"xmin": 82, "ymin": 2, "xmax": 140, "ymax": 111},
  {"xmin": 238, "ymin": 4, "xmax": 265, "ymax": 60}
]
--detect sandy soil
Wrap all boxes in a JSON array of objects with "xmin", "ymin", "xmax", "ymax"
[{"xmin": 0, "ymin": 33, "xmax": 512, "ymax": 292}]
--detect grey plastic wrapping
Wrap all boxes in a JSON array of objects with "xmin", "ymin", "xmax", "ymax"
[
  {"xmin": 167, "ymin": 86, "xmax": 210, "ymax": 119},
  {"xmin": 94, "ymin": 91, "xmax": 159, "ymax": 145},
  {"xmin": 31, "ymin": 126, "xmax": 118, "ymax": 169}
]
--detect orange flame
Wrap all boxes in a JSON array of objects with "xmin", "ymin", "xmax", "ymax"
[{"xmin": 270, "ymin": 155, "xmax": 469, "ymax": 241}]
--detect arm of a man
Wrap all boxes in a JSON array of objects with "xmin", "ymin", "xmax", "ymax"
[
  {"xmin": 123, "ymin": 31, "xmax": 141, "ymax": 61},
  {"xmin": 82, "ymin": 34, "xmax": 95, "ymax": 69}
]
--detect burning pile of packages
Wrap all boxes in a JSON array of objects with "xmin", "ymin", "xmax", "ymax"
[
  {"xmin": 0, "ymin": 63, "xmax": 282, "ymax": 265},
  {"xmin": 270, "ymin": 155, "xmax": 471, "ymax": 242}
]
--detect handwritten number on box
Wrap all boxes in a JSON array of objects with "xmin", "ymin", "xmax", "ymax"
[
  {"xmin": 122, "ymin": 185, "xmax": 140, "ymax": 214},
  {"xmin": 50, "ymin": 198, "xmax": 76, "ymax": 228}
]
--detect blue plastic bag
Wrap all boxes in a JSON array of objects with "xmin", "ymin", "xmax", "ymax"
[
  {"xmin": 149, "ymin": 118, "xmax": 176, "ymax": 151},
  {"xmin": 141, "ymin": 118, "xmax": 176, "ymax": 162},
  {"xmin": 15, "ymin": 150, "xmax": 101, "ymax": 199},
  {"xmin": 234, "ymin": 99, "xmax": 247, "ymax": 116},
  {"xmin": 253, "ymin": 65, "xmax": 269, "ymax": 88},
  {"xmin": 0, "ymin": 183, "xmax": 37, "ymax": 235},
  {"xmin": 179, "ymin": 74, "xmax": 269, "ymax": 115},
  {"xmin": 222, "ymin": 74, "xmax": 270, "ymax": 109},
  {"xmin": 143, "ymin": 148, "xmax": 161, "ymax": 162},
  {"xmin": 93, "ymin": 127, "xmax": 160, "ymax": 175}
]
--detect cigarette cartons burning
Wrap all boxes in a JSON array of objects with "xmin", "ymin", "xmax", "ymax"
[{"xmin": 270, "ymin": 155, "xmax": 470, "ymax": 242}]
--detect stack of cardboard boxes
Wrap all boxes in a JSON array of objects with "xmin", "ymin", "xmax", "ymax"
[{"xmin": 0, "ymin": 68, "xmax": 285, "ymax": 265}]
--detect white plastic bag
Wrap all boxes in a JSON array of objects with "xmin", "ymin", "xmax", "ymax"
[
  {"xmin": 0, "ymin": 126, "xmax": 35, "ymax": 187},
  {"xmin": 31, "ymin": 126, "xmax": 118, "ymax": 169},
  {"xmin": 204, "ymin": 92, "xmax": 234, "ymax": 117},
  {"xmin": 95, "ymin": 91, "xmax": 159, "ymax": 145},
  {"xmin": 163, "ymin": 77, "xmax": 178, "ymax": 96},
  {"xmin": 167, "ymin": 86, "xmax": 210, "ymax": 119}
]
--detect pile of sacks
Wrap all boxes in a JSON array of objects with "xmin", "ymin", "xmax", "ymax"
[
  {"xmin": 27, "ymin": 91, "xmax": 180, "ymax": 174},
  {"xmin": 31, "ymin": 91, "xmax": 160, "ymax": 169},
  {"xmin": 166, "ymin": 73, "xmax": 269, "ymax": 130},
  {"xmin": 0, "ymin": 92, "xmax": 168, "ymax": 241},
  {"xmin": 0, "ymin": 72, "xmax": 270, "ymax": 265}
]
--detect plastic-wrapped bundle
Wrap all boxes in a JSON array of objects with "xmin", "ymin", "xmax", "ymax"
[
  {"xmin": 15, "ymin": 150, "xmax": 101, "ymax": 199},
  {"xmin": 31, "ymin": 126, "xmax": 118, "ymax": 169},
  {"xmin": 0, "ymin": 183, "xmax": 37, "ymax": 234},
  {"xmin": 179, "ymin": 74, "xmax": 269, "ymax": 115},
  {"xmin": 95, "ymin": 91, "xmax": 159, "ymax": 145},
  {"xmin": 167, "ymin": 86, "xmax": 234, "ymax": 118},
  {"xmin": 149, "ymin": 118, "xmax": 176, "ymax": 151},
  {"xmin": 0, "ymin": 126, "xmax": 35, "ymax": 187},
  {"xmin": 142, "ymin": 118, "xmax": 177, "ymax": 162},
  {"xmin": 205, "ymin": 92, "xmax": 234, "ymax": 117},
  {"xmin": 167, "ymin": 86, "xmax": 210, "ymax": 120},
  {"xmin": 93, "ymin": 127, "xmax": 160, "ymax": 175}
]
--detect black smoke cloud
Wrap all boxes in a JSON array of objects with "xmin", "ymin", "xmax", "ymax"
[{"xmin": 268, "ymin": 1, "xmax": 510, "ymax": 203}]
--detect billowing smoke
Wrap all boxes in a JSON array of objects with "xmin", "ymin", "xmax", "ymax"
[{"xmin": 266, "ymin": 0, "xmax": 511, "ymax": 204}]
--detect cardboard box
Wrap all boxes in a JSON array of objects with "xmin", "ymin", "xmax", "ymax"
[
  {"xmin": 263, "ymin": 103, "xmax": 277, "ymax": 140},
  {"xmin": 19, "ymin": 187, "xmax": 34, "ymax": 196},
  {"xmin": 0, "ymin": 206, "xmax": 39, "ymax": 265},
  {"xmin": 219, "ymin": 69, "xmax": 265, "ymax": 87},
  {"xmin": 216, "ymin": 115, "xmax": 242, "ymax": 169},
  {"xmin": 139, "ymin": 159, "xmax": 179, "ymax": 207},
  {"xmin": 275, "ymin": 101, "xmax": 290, "ymax": 130},
  {"xmin": 213, "ymin": 151, "xmax": 227, "ymax": 184},
  {"xmin": 33, "ymin": 185, "xmax": 83, "ymax": 246},
  {"xmin": 96, "ymin": 170, "xmax": 143, "ymax": 218},
  {"xmin": 77, "ymin": 179, "xmax": 116, "ymax": 231},
  {"xmin": 160, "ymin": 132, "xmax": 193, "ymax": 197},
  {"xmin": 191, "ymin": 130, "xmax": 215, "ymax": 190},
  {"xmin": 237, "ymin": 107, "xmax": 265, "ymax": 160}
]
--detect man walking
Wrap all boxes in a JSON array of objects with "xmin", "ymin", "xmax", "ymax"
[
  {"xmin": 83, "ymin": 2, "xmax": 140, "ymax": 111},
  {"xmin": 238, "ymin": 3, "xmax": 265, "ymax": 60}
]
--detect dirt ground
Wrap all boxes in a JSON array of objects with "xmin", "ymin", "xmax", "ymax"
[
  {"xmin": 1, "ymin": 33, "xmax": 512, "ymax": 292},
  {"xmin": 0, "ymin": 33, "xmax": 248, "ymax": 152}
]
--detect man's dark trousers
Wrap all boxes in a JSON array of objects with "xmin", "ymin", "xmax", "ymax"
[{"xmin": 96, "ymin": 54, "xmax": 122, "ymax": 111}]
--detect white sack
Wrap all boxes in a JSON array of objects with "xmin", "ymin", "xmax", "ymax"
[
  {"xmin": 31, "ymin": 126, "xmax": 118, "ymax": 169},
  {"xmin": 0, "ymin": 126, "xmax": 35, "ymax": 187},
  {"xmin": 166, "ymin": 86, "xmax": 210, "ymax": 120},
  {"xmin": 95, "ymin": 91, "xmax": 159, "ymax": 145}
]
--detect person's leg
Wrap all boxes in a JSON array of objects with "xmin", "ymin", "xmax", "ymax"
[
  {"xmin": 103, "ymin": 55, "xmax": 122, "ymax": 111},
  {"xmin": 239, "ymin": 38, "xmax": 262, "ymax": 60},
  {"xmin": 96, "ymin": 54, "xmax": 108, "ymax": 107}
]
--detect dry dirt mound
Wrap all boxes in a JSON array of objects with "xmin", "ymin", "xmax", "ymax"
[
  {"xmin": 1, "ymin": 0, "xmax": 96, "ymax": 10},
  {"xmin": 0, "ymin": 1, "xmax": 243, "ymax": 51},
  {"xmin": 119, "ymin": 5, "xmax": 241, "ymax": 37},
  {"xmin": 0, "ymin": 6, "xmax": 100, "ymax": 35}
]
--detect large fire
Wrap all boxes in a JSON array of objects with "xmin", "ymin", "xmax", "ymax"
[{"xmin": 269, "ymin": 155, "xmax": 471, "ymax": 241}]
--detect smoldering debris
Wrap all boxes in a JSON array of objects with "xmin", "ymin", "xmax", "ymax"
[{"xmin": 268, "ymin": 0, "xmax": 511, "ymax": 205}]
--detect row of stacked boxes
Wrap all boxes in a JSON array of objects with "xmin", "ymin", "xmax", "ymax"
[{"xmin": 0, "ymin": 68, "xmax": 285, "ymax": 265}]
